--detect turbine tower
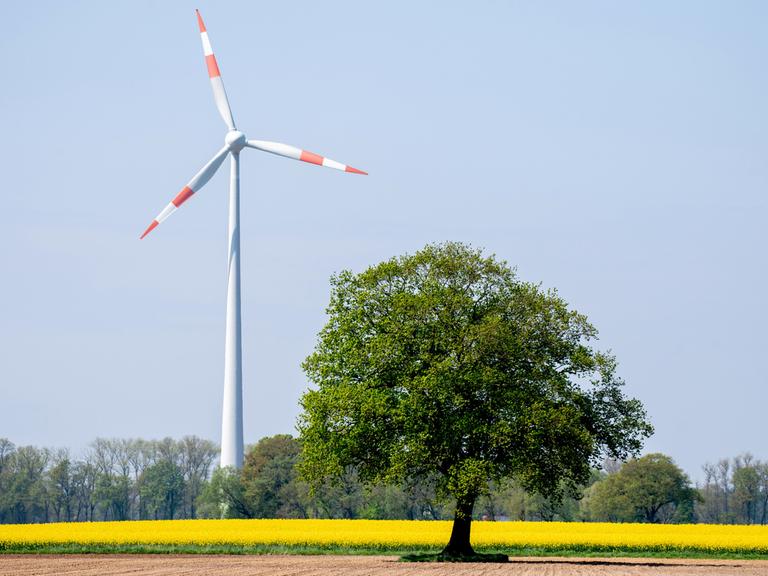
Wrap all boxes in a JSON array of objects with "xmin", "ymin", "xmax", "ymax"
[{"xmin": 141, "ymin": 10, "xmax": 367, "ymax": 469}]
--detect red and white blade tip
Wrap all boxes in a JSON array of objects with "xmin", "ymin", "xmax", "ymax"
[
  {"xmin": 297, "ymin": 149, "xmax": 367, "ymax": 175},
  {"xmin": 195, "ymin": 9, "xmax": 206, "ymax": 32},
  {"xmin": 140, "ymin": 185, "xmax": 197, "ymax": 239},
  {"xmin": 140, "ymin": 220, "xmax": 159, "ymax": 239}
]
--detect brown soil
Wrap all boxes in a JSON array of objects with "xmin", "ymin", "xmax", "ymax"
[{"xmin": 2, "ymin": 555, "xmax": 768, "ymax": 576}]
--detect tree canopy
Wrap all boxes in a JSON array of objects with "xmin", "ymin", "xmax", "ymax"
[
  {"xmin": 241, "ymin": 434, "xmax": 305, "ymax": 519},
  {"xmin": 298, "ymin": 242, "xmax": 653, "ymax": 556},
  {"xmin": 585, "ymin": 453, "xmax": 699, "ymax": 523}
]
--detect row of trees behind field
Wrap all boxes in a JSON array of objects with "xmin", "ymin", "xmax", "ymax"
[
  {"xmin": 0, "ymin": 437, "xmax": 218, "ymax": 524},
  {"xmin": 1, "ymin": 435, "xmax": 766, "ymax": 525}
]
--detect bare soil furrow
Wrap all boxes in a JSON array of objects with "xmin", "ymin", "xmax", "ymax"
[{"xmin": 2, "ymin": 555, "xmax": 768, "ymax": 576}]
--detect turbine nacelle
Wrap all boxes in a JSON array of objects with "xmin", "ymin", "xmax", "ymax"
[{"xmin": 225, "ymin": 130, "xmax": 247, "ymax": 152}]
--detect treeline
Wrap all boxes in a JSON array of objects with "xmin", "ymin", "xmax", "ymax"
[
  {"xmin": 697, "ymin": 454, "xmax": 768, "ymax": 524},
  {"xmin": 0, "ymin": 437, "xmax": 218, "ymax": 524},
  {"xmin": 1, "ymin": 435, "xmax": 766, "ymax": 525}
]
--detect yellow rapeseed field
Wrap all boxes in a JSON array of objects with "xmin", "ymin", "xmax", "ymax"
[{"xmin": 1, "ymin": 519, "xmax": 767, "ymax": 554}]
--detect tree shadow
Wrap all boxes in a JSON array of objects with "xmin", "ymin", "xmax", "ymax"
[{"xmin": 400, "ymin": 552, "xmax": 509, "ymax": 563}]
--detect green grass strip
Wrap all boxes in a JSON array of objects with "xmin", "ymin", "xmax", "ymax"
[{"xmin": 2, "ymin": 542, "xmax": 768, "ymax": 560}]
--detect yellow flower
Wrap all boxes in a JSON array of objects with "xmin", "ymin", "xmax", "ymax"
[{"xmin": 1, "ymin": 519, "xmax": 767, "ymax": 554}]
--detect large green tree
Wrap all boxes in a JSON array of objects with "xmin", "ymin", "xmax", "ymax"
[{"xmin": 299, "ymin": 242, "xmax": 652, "ymax": 557}]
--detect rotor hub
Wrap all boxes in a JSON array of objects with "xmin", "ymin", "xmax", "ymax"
[{"xmin": 225, "ymin": 130, "xmax": 247, "ymax": 152}]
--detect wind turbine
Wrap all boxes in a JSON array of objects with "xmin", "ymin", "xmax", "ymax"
[{"xmin": 140, "ymin": 10, "xmax": 367, "ymax": 469}]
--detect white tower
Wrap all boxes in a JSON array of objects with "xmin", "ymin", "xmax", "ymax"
[{"xmin": 221, "ymin": 148, "xmax": 243, "ymax": 468}]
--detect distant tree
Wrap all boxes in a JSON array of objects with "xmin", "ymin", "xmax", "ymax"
[
  {"xmin": 178, "ymin": 436, "xmax": 218, "ymax": 519},
  {"xmin": 71, "ymin": 459, "xmax": 97, "ymax": 522},
  {"xmin": 697, "ymin": 462, "xmax": 723, "ymax": 523},
  {"xmin": 311, "ymin": 468, "xmax": 365, "ymax": 519},
  {"xmin": 299, "ymin": 242, "xmax": 652, "ymax": 557},
  {"xmin": 6, "ymin": 446, "xmax": 50, "ymax": 523},
  {"xmin": 0, "ymin": 439, "xmax": 14, "ymax": 471},
  {"xmin": 728, "ymin": 453, "xmax": 767, "ymax": 525},
  {"xmin": 241, "ymin": 435, "xmax": 306, "ymax": 518},
  {"xmin": 480, "ymin": 472, "xmax": 601, "ymax": 522},
  {"xmin": 0, "ymin": 439, "xmax": 16, "ymax": 523},
  {"xmin": 402, "ymin": 477, "xmax": 447, "ymax": 520},
  {"xmin": 197, "ymin": 467, "xmax": 253, "ymax": 519},
  {"xmin": 47, "ymin": 450, "xmax": 74, "ymax": 522},
  {"xmin": 697, "ymin": 454, "xmax": 768, "ymax": 525},
  {"xmin": 733, "ymin": 464, "xmax": 760, "ymax": 524},
  {"xmin": 358, "ymin": 484, "xmax": 410, "ymax": 520},
  {"xmin": 139, "ymin": 460, "xmax": 184, "ymax": 519},
  {"xmin": 90, "ymin": 439, "xmax": 131, "ymax": 520},
  {"xmin": 718, "ymin": 459, "xmax": 732, "ymax": 520},
  {"xmin": 586, "ymin": 453, "xmax": 698, "ymax": 523},
  {"xmin": 155, "ymin": 437, "xmax": 179, "ymax": 465},
  {"xmin": 94, "ymin": 473, "xmax": 130, "ymax": 521},
  {"xmin": 758, "ymin": 463, "xmax": 768, "ymax": 525}
]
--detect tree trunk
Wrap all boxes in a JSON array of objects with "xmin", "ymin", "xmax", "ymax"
[{"xmin": 441, "ymin": 495, "xmax": 476, "ymax": 557}]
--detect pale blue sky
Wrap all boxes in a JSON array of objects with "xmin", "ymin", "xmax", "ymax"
[{"xmin": 1, "ymin": 1, "xmax": 766, "ymax": 480}]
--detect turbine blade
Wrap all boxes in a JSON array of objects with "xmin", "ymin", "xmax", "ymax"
[
  {"xmin": 196, "ymin": 10, "xmax": 235, "ymax": 130},
  {"xmin": 245, "ymin": 140, "xmax": 367, "ymax": 175},
  {"xmin": 140, "ymin": 146, "xmax": 230, "ymax": 239}
]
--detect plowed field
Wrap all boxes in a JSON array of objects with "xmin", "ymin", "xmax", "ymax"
[{"xmin": 2, "ymin": 555, "xmax": 768, "ymax": 576}]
